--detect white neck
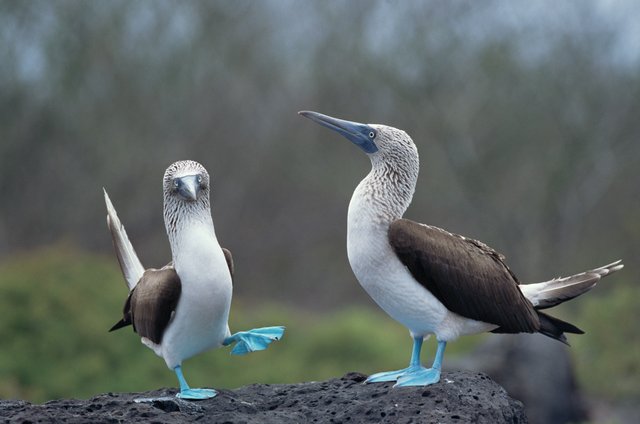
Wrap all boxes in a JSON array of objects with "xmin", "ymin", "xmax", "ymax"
[
  {"xmin": 164, "ymin": 202, "xmax": 222, "ymax": 272},
  {"xmin": 172, "ymin": 220, "xmax": 218, "ymax": 264},
  {"xmin": 348, "ymin": 153, "xmax": 419, "ymax": 232}
]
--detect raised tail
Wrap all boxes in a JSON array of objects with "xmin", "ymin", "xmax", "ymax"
[
  {"xmin": 520, "ymin": 260, "xmax": 623, "ymax": 310},
  {"xmin": 519, "ymin": 260, "xmax": 623, "ymax": 344},
  {"xmin": 104, "ymin": 189, "xmax": 145, "ymax": 290}
]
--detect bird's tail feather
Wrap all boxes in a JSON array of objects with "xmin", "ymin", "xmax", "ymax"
[
  {"xmin": 520, "ymin": 260, "xmax": 623, "ymax": 310},
  {"xmin": 104, "ymin": 189, "xmax": 145, "ymax": 290},
  {"xmin": 537, "ymin": 311, "xmax": 583, "ymax": 345},
  {"xmin": 109, "ymin": 317, "xmax": 130, "ymax": 332}
]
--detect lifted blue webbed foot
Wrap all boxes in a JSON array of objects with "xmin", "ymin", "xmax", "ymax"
[
  {"xmin": 223, "ymin": 326, "xmax": 285, "ymax": 355},
  {"xmin": 174, "ymin": 365, "xmax": 217, "ymax": 400}
]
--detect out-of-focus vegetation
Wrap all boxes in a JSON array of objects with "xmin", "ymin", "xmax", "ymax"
[
  {"xmin": 573, "ymin": 283, "xmax": 640, "ymax": 400},
  {"xmin": 0, "ymin": 0, "xmax": 638, "ymax": 412},
  {"xmin": 1, "ymin": 0, "xmax": 638, "ymax": 304}
]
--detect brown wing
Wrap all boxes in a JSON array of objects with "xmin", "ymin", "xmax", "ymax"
[
  {"xmin": 222, "ymin": 247, "xmax": 234, "ymax": 279},
  {"xmin": 109, "ymin": 266, "xmax": 181, "ymax": 344},
  {"xmin": 388, "ymin": 219, "xmax": 539, "ymax": 333}
]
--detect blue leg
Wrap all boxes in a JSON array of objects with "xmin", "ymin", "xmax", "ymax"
[
  {"xmin": 365, "ymin": 336, "xmax": 425, "ymax": 383},
  {"xmin": 395, "ymin": 340, "xmax": 447, "ymax": 387},
  {"xmin": 223, "ymin": 326, "xmax": 285, "ymax": 355},
  {"xmin": 174, "ymin": 365, "xmax": 217, "ymax": 400}
]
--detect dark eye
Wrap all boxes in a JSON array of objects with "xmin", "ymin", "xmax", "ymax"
[
  {"xmin": 173, "ymin": 179, "xmax": 180, "ymax": 188},
  {"xmin": 368, "ymin": 131, "xmax": 375, "ymax": 139}
]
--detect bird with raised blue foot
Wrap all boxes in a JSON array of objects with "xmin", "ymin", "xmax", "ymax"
[
  {"xmin": 299, "ymin": 110, "xmax": 623, "ymax": 387},
  {"xmin": 105, "ymin": 160, "xmax": 285, "ymax": 400}
]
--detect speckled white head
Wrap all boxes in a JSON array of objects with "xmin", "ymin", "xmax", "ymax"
[
  {"xmin": 299, "ymin": 111, "xmax": 419, "ymax": 221},
  {"xmin": 163, "ymin": 160, "xmax": 212, "ymax": 238}
]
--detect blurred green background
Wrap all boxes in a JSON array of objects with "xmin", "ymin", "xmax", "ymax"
[{"xmin": 0, "ymin": 0, "xmax": 638, "ymax": 420}]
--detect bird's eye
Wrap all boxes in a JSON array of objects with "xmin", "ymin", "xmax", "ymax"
[
  {"xmin": 369, "ymin": 131, "xmax": 376, "ymax": 139},
  {"xmin": 173, "ymin": 180, "xmax": 180, "ymax": 188},
  {"xmin": 197, "ymin": 175, "xmax": 203, "ymax": 184}
]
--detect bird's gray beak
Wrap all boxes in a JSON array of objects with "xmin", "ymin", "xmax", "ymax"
[
  {"xmin": 298, "ymin": 110, "xmax": 379, "ymax": 154},
  {"xmin": 174, "ymin": 175, "xmax": 200, "ymax": 202}
]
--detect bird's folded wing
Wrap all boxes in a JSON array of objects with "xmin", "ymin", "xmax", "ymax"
[
  {"xmin": 130, "ymin": 267, "xmax": 182, "ymax": 344},
  {"xmin": 388, "ymin": 219, "xmax": 539, "ymax": 333}
]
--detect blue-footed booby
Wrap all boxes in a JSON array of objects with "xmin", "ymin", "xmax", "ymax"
[
  {"xmin": 299, "ymin": 111, "xmax": 623, "ymax": 387},
  {"xmin": 105, "ymin": 160, "xmax": 284, "ymax": 400}
]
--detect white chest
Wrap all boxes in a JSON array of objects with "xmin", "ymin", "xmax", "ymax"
[
  {"xmin": 175, "ymin": 226, "xmax": 231, "ymax": 291},
  {"xmin": 161, "ymin": 223, "xmax": 233, "ymax": 366}
]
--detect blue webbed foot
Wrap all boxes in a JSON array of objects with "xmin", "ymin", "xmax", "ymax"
[
  {"xmin": 173, "ymin": 365, "xmax": 217, "ymax": 401},
  {"xmin": 176, "ymin": 388, "xmax": 217, "ymax": 400},
  {"xmin": 367, "ymin": 338, "xmax": 446, "ymax": 387},
  {"xmin": 395, "ymin": 367, "xmax": 441, "ymax": 387},
  {"xmin": 223, "ymin": 326, "xmax": 285, "ymax": 355},
  {"xmin": 365, "ymin": 365, "xmax": 424, "ymax": 383}
]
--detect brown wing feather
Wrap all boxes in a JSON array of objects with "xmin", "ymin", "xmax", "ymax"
[
  {"xmin": 388, "ymin": 219, "xmax": 539, "ymax": 333},
  {"xmin": 109, "ymin": 266, "xmax": 181, "ymax": 344},
  {"xmin": 222, "ymin": 247, "xmax": 234, "ymax": 279}
]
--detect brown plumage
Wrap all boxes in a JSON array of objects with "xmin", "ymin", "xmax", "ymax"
[
  {"xmin": 388, "ymin": 219, "xmax": 582, "ymax": 343},
  {"xmin": 109, "ymin": 267, "xmax": 181, "ymax": 344}
]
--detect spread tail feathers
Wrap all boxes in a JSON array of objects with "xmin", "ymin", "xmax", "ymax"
[
  {"xmin": 520, "ymin": 260, "xmax": 623, "ymax": 310},
  {"xmin": 104, "ymin": 189, "xmax": 145, "ymax": 290}
]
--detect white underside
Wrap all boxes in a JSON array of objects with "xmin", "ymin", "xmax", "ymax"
[
  {"xmin": 145, "ymin": 223, "xmax": 232, "ymax": 369},
  {"xmin": 347, "ymin": 192, "xmax": 497, "ymax": 342}
]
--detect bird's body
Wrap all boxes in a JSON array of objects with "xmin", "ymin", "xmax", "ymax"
[
  {"xmin": 150, "ymin": 228, "xmax": 232, "ymax": 368},
  {"xmin": 300, "ymin": 110, "xmax": 623, "ymax": 387},
  {"xmin": 105, "ymin": 160, "xmax": 284, "ymax": 399},
  {"xmin": 346, "ymin": 153, "xmax": 495, "ymax": 341},
  {"xmin": 348, "ymin": 217, "xmax": 496, "ymax": 341}
]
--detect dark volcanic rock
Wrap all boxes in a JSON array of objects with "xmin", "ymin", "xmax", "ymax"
[
  {"xmin": 0, "ymin": 371, "xmax": 526, "ymax": 424},
  {"xmin": 447, "ymin": 334, "xmax": 588, "ymax": 424}
]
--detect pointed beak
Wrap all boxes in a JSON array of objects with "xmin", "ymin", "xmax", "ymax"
[
  {"xmin": 174, "ymin": 175, "xmax": 200, "ymax": 201},
  {"xmin": 298, "ymin": 110, "xmax": 379, "ymax": 154}
]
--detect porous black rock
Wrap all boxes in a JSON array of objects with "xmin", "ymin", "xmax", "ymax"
[
  {"xmin": 0, "ymin": 371, "xmax": 527, "ymax": 423},
  {"xmin": 447, "ymin": 334, "xmax": 588, "ymax": 424}
]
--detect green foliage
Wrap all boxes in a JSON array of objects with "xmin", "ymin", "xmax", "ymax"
[
  {"xmin": 0, "ymin": 247, "xmax": 479, "ymax": 403},
  {"xmin": 572, "ymin": 283, "xmax": 640, "ymax": 400}
]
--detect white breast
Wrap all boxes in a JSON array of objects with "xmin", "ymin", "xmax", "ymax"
[{"xmin": 160, "ymin": 222, "xmax": 233, "ymax": 368}]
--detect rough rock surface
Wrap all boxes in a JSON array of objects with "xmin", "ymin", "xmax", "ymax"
[
  {"xmin": 447, "ymin": 334, "xmax": 587, "ymax": 424},
  {"xmin": 1, "ymin": 371, "xmax": 526, "ymax": 424}
]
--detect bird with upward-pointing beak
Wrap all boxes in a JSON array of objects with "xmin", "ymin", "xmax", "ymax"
[
  {"xmin": 299, "ymin": 111, "xmax": 623, "ymax": 387},
  {"xmin": 104, "ymin": 160, "xmax": 284, "ymax": 400}
]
